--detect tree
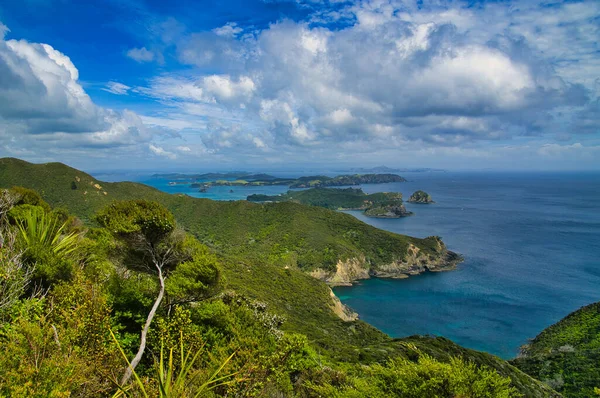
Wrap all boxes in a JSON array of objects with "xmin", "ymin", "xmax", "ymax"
[{"xmin": 95, "ymin": 200, "xmax": 219, "ymax": 385}]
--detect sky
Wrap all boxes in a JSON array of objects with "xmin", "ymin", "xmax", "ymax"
[{"xmin": 0, "ymin": 0, "xmax": 598, "ymax": 171}]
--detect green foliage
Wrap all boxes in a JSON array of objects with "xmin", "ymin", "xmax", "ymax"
[
  {"xmin": 512, "ymin": 302, "xmax": 600, "ymax": 398},
  {"xmin": 9, "ymin": 186, "xmax": 51, "ymax": 212},
  {"xmin": 15, "ymin": 206, "xmax": 81, "ymax": 285},
  {"xmin": 165, "ymin": 239, "xmax": 220, "ymax": 304},
  {"xmin": 77, "ymin": 227, "xmax": 118, "ymax": 283},
  {"xmin": 95, "ymin": 200, "xmax": 175, "ymax": 245},
  {"xmin": 110, "ymin": 328, "xmax": 237, "ymax": 398},
  {"xmin": 0, "ymin": 278, "xmax": 121, "ymax": 398},
  {"xmin": 0, "ymin": 196, "xmax": 31, "ymax": 318},
  {"xmin": 307, "ymin": 350, "xmax": 520, "ymax": 397}
]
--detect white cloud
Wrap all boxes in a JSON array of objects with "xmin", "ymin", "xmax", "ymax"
[
  {"xmin": 0, "ymin": 22, "xmax": 9, "ymax": 39},
  {"xmin": 126, "ymin": 46, "xmax": 155, "ymax": 63},
  {"xmin": 202, "ymin": 75, "xmax": 255, "ymax": 102},
  {"xmin": 0, "ymin": 24, "xmax": 172, "ymax": 164},
  {"xmin": 162, "ymin": 7, "xmax": 588, "ymax": 152},
  {"xmin": 326, "ymin": 108, "xmax": 354, "ymax": 125},
  {"xmin": 103, "ymin": 81, "xmax": 131, "ymax": 95},
  {"xmin": 213, "ymin": 22, "xmax": 243, "ymax": 38},
  {"xmin": 6, "ymin": 0, "xmax": 591, "ymax": 168},
  {"xmin": 149, "ymin": 144, "xmax": 177, "ymax": 159}
]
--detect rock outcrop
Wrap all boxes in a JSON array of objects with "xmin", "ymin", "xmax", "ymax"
[
  {"xmin": 408, "ymin": 190, "xmax": 434, "ymax": 204},
  {"xmin": 328, "ymin": 288, "xmax": 359, "ymax": 321}
]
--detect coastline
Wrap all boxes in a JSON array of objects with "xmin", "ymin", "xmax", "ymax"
[{"xmin": 310, "ymin": 241, "xmax": 463, "ymax": 287}]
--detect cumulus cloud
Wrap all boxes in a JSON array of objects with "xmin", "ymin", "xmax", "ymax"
[
  {"xmin": 142, "ymin": 74, "xmax": 256, "ymax": 112},
  {"xmin": 4, "ymin": 0, "xmax": 598, "ymax": 168},
  {"xmin": 137, "ymin": 0, "xmax": 594, "ymax": 157},
  {"xmin": 126, "ymin": 46, "xmax": 155, "ymax": 62},
  {"xmin": 0, "ymin": 24, "xmax": 168, "ymax": 163}
]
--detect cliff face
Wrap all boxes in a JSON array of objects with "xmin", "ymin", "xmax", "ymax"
[
  {"xmin": 310, "ymin": 237, "xmax": 460, "ymax": 286},
  {"xmin": 328, "ymin": 288, "xmax": 359, "ymax": 321}
]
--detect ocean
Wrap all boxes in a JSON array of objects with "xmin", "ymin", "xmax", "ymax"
[{"xmin": 103, "ymin": 170, "xmax": 600, "ymax": 359}]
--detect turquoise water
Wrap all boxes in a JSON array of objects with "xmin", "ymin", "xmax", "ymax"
[{"xmin": 106, "ymin": 170, "xmax": 600, "ymax": 359}]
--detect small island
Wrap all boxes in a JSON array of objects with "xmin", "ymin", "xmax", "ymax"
[
  {"xmin": 248, "ymin": 187, "xmax": 413, "ymax": 218},
  {"xmin": 408, "ymin": 190, "xmax": 434, "ymax": 204}
]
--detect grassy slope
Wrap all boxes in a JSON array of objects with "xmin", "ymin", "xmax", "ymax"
[
  {"xmin": 0, "ymin": 158, "xmax": 558, "ymax": 396},
  {"xmin": 511, "ymin": 302, "xmax": 600, "ymax": 397}
]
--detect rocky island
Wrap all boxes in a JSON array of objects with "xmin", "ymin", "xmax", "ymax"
[
  {"xmin": 247, "ymin": 187, "xmax": 413, "ymax": 218},
  {"xmin": 408, "ymin": 190, "xmax": 435, "ymax": 203}
]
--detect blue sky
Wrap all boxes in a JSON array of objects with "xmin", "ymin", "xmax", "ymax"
[{"xmin": 0, "ymin": 0, "xmax": 598, "ymax": 171}]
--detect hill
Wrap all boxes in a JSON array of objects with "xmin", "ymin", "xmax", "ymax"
[
  {"xmin": 0, "ymin": 157, "xmax": 559, "ymax": 396},
  {"xmin": 512, "ymin": 302, "xmax": 600, "ymax": 397}
]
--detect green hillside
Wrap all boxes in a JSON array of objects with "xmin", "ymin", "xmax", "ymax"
[
  {"xmin": 512, "ymin": 302, "xmax": 600, "ymax": 397},
  {"xmin": 0, "ymin": 158, "xmax": 560, "ymax": 397},
  {"xmin": 0, "ymin": 158, "xmax": 438, "ymax": 273}
]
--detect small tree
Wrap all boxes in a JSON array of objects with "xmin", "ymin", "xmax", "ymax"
[{"xmin": 96, "ymin": 200, "xmax": 219, "ymax": 385}]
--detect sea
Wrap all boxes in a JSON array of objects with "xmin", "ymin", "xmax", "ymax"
[{"xmin": 95, "ymin": 170, "xmax": 600, "ymax": 359}]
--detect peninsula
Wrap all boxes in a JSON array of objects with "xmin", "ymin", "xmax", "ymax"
[{"xmin": 247, "ymin": 187, "xmax": 413, "ymax": 218}]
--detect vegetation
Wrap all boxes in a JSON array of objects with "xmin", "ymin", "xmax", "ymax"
[
  {"xmin": 247, "ymin": 187, "xmax": 412, "ymax": 217},
  {"xmin": 512, "ymin": 302, "xmax": 600, "ymax": 397},
  {"xmin": 0, "ymin": 158, "xmax": 562, "ymax": 397}
]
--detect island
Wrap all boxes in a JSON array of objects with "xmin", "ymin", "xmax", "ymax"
[
  {"xmin": 408, "ymin": 190, "xmax": 434, "ymax": 203},
  {"xmin": 157, "ymin": 172, "xmax": 406, "ymax": 189},
  {"xmin": 247, "ymin": 187, "xmax": 413, "ymax": 218},
  {"xmin": 205, "ymin": 173, "xmax": 406, "ymax": 188}
]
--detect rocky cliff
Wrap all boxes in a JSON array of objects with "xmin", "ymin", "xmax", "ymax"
[{"xmin": 310, "ymin": 237, "xmax": 461, "ymax": 286}]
